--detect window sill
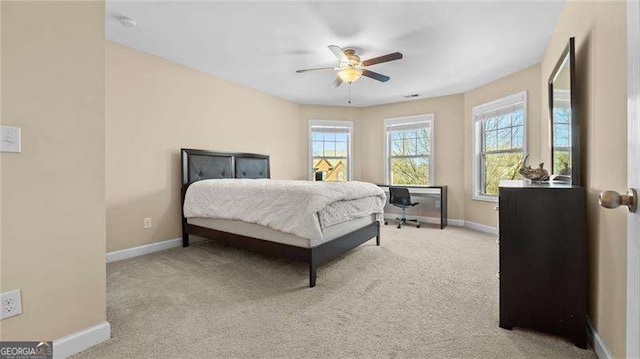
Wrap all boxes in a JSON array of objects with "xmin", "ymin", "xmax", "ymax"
[{"xmin": 472, "ymin": 194, "xmax": 498, "ymax": 203}]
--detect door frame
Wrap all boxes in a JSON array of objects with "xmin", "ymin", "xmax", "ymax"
[{"xmin": 627, "ymin": 0, "xmax": 640, "ymax": 357}]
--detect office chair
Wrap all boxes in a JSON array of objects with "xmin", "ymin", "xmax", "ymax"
[{"xmin": 384, "ymin": 187, "xmax": 420, "ymax": 229}]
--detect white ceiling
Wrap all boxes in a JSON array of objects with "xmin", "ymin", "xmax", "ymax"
[{"xmin": 106, "ymin": 1, "xmax": 565, "ymax": 107}]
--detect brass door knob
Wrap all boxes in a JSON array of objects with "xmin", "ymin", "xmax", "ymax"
[{"xmin": 599, "ymin": 189, "xmax": 638, "ymax": 213}]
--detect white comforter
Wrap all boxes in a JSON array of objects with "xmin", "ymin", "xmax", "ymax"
[{"xmin": 183, "ymin": 179, "xmax": 385, "ymax": 241}]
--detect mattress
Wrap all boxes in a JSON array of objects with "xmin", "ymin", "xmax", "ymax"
[
  {"xmin": 183, "ymin": 179, "xmax": 385, "ymax": 241},
  {"xmin": 187, "ymin": 214, "xmax": 377, "ymax": 248},
  {"xmin": 318, "ymin": 196, "xmax": 383, "ymax": 228}
]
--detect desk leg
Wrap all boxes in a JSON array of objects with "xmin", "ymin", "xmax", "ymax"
[{"xmin": 440, "ymin": 187, "xmax": 448, "ymax": 229}]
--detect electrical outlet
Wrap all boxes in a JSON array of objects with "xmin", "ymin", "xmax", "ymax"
[
  {"xmin": 144, "ymin": 217, "xmax": 152, "ymax": 229},
  {"xmin": 1, "ymin": 289, "xmax": 22, "ymax": 320},
  {"xmin": 0, "ymin": 126, "xmax": 21, "ymax": 153},
  {"xmin": 435, "ymin": 200, "xmax": 441, "ymax": 208}
]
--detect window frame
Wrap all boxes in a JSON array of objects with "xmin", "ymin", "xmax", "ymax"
[
  {"xmin": 471, "ymin": 91, "xmax": 528, "ymax": 202},
  {"xmin": 384, "ymin": 114, "xmax": 435, "ymax": 186},
  {"xmin": 308, "ymin": 119, "xmax": 353, "ymax": 181}
]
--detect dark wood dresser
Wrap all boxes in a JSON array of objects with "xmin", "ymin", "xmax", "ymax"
[{"xmin": 498, "ymin": 180, "xmax": 586, "ymax": 348}]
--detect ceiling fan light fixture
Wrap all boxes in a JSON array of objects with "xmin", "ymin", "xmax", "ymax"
[{"xmin": 337, "ymin": 68, "xmax": 362, "ymax": 83}]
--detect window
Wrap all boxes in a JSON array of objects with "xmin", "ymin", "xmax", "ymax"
[
  {"xmin": 384, "ymin": 114, "xmax": 434, "ymax": 185},
  {"xmin": 472, "ymin": 91, "xmax": 527, "ymax": 201},
  {"xmin": 309, "ymin": 120, "xmax": 352, "ymax": 182}
]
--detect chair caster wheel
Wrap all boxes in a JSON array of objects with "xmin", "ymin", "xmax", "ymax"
[
  {"xmin": 397, "ymin": 225, "xmax": 401, "ymax": 229},
  {"xmin": 417, "ymin": 224, "xmax": 421, "ymax": 228},
  {"xmin": 384, "ymin": 221, "xmax": 388, "ymax": 225}
]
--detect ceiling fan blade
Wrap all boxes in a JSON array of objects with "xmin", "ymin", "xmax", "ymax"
[
  {"xmin": 296, "ymin": 67, "xmax": 336, "ymax": 73},
  {"xmin": 328, "ymin": 45, "xmax": 348, "ymax": 63},
  {"xmin": 362, "ymin": 52, "xmax": 403, "ymax": 66},
  {"xmin": 362, "ymin": 69, "xmax": 390, "ymax": 82},
  {"xmin": 331, "ymin": 76, "xmax": 343, "ymax": 88}
]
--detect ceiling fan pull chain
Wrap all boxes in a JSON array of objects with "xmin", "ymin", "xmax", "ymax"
[{"xmin": 348, "ymin": 83, "xmax": 352, "ymax": 104}]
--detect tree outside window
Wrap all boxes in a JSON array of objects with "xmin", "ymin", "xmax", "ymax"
[
  {"xmin": 473, "ymin": 91, "xmax": 527, "ymax": 199},
  {"xmin": 552, "ymin": 103, "xmax": 572, "ymax": 175},
  {"xmin": 388, "ymin": 127, "xmax": 431, "ymax": 185},
  {"xmin": 385, "ymin": 115, "xmax": 433, "ymax": 186},
  {"xmin": 479, "ymin": 109, "xmax": 525, "ymax": 195}
]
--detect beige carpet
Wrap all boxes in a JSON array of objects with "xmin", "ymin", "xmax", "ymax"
[{"xmin": 75, "ymin": 225, "xmax": 595, "ymax": 358}]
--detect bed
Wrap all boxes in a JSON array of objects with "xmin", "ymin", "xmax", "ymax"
[{"xmin": 180, "ymin": 148, "xmax": 382, "ymax": 287}]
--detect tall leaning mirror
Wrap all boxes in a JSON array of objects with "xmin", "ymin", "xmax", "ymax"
[{"xmin": 549, "ymin": 37, "xmax": 580, "ymax": 185}]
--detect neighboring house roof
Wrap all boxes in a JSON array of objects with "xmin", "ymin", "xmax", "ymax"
[
  {"xmin": 325, "ymin": 161, "xmax": 345, "ymax": 181},
  {"xmin": 313, "ymin": 159, "xmax": 347, "ymax": 181},
  {"xmin": 313, "ymin": 158, "xmax": 333, "ymax": 171}
]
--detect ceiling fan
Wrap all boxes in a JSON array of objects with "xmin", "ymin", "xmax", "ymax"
[{"xmin": 296, "ymin": 45, "xmax": 403, "ymax": 88}]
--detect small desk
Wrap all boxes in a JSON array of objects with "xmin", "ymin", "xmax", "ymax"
[{"xmin": 377, "ymin": 185, "xmax": 448, "ymax": 229}]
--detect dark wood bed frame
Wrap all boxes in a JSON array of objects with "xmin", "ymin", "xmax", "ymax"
[{"xmin": 180, "ymin": 148, "xmax": 380, "ymax": 287}]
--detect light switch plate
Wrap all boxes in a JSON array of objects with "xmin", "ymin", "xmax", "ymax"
[{"xmin": 0, "ymin": 126, "xmax": 21, "ymax": 153}]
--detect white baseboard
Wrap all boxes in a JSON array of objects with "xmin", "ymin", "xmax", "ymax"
[
  {"xmin": 447, "ymin": 218, "xmax": 465, "ymax": 226},
  {"xmin": 382, "ymin": 212, "xmax": 498, "ymax": 235},
  {"xmin": 587, "ymin": 319, "xmax": 614, "ymax": 359},
  {"xmin": 106, "ymin": 237, "xmax": 182, "ymax": 263},
  {"xmin": 464, "ymin": 221, "xmax": 499, "ymax": 235},
  {"xmin": 53, "ymin": 321, "xmax": 110, "ymax": 359},
  {"xmin": 382, "ymin": 213, "xmax": 464, "ymax": 227}
]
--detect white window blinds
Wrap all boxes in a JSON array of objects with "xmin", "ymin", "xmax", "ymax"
[{"xmin": 473, "ymin": 91, "xmax": 526, "ymax": 122}]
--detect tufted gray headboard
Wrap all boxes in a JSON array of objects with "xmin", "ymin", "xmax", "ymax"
[
  {"xmin": 180, "ymin": 148, "xmax": 270, "ymax": 222},
  {"xmin": 181, "ymin": 148, "xmax": 270, "ymax": 190}
]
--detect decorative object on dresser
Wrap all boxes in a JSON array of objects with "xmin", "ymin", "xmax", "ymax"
[
  {"xmin": 498, "ymin": 180, "xmax": 586, "ymax": 349},
  {"xmin": 518, "ymin": 155, "xmax": 550, "ymax": 182}
]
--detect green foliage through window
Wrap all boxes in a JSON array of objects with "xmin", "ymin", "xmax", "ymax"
[
  {"xmin": 388, "ymin": 126, "xmax": 431, "ymax": 185},
  {"xmin": 479, "ymin": 109, "xmax": 525, "ymax": 195},
  {"xmin": 552, "ymin": 106, "xmax": 572, "ymax": 175}
]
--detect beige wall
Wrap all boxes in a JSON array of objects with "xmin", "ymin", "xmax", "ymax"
[
  {"xmin": 0, "ymin": 1, "xmax": 106, "ymax": 341},
  {"xmin": 463, "ymin": 64, "xmax": 542, "ymax": 227},
  {"xmin": 358, "ymin": 95, "xmax": 466, "ymax": 222},
  {"xmin": 540, "ymin": 1, "xmax": 628, "ymax": 356},
  {"xmin": 106, "ymin": 42, "xmax": 305, "ymax": 252}
]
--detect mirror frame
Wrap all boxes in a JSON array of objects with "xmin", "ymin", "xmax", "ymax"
[{"xmin": 548, "ymin": 37, "xmax": 580, "ymax": 186}]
